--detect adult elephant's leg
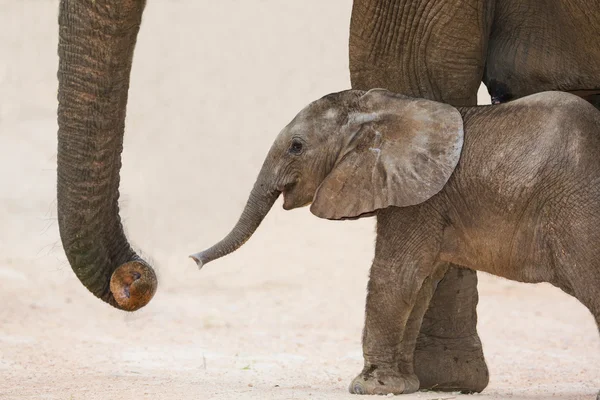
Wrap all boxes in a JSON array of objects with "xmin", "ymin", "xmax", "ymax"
[
  {"xmin": 57, "ymin": 0, "xmax": 157, "ymax": 311},
  {"xmin": 349, "ymin": 0, "xmax": 493, "ymax": 392},
  {"xmin": 415, "ymin": 267, "xmax": 488, "ymax": 392}
]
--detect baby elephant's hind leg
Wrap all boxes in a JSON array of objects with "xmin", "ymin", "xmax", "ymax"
[
  {"xmin": 569, "ymin": 274, "xmax": 600, "ymax": 335},
  {"xmin": 550, "ymin": 226, "xmax": 600, "ymax": 336}
]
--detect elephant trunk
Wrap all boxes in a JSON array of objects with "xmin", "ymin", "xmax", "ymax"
[
  {"xmin": 190, "ymin": 164, "xmax": 280, "ymax": 268},
  {"xmin": 57, "ymin": 0, "xmax": 156, "ymax": 311}
]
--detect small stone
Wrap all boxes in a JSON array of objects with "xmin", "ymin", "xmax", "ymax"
[
  {"xmin": 387, "ymin": 394, "xmax": 394, "ymax": 397},
  {"xmin": 337, "ymin": 377, "xmax": 342, "ymax": 382},
  {"xmin": 248, "ymin": 383, "xmax": 253, "ymax": 387}
]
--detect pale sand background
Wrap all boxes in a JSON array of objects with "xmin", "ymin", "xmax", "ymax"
[{"xmin": 0, "ymin": 1, "xmax": 598, "ymax": 399}]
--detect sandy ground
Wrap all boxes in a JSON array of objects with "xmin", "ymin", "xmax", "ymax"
[{"xmin": 1, "ymin": 1, "xmax": 599, "ymax": 399}]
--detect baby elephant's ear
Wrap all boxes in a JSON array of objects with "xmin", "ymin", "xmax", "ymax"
[{"xmin": 310, "ymin": 89, "xmax": 464, "ymax": 220}]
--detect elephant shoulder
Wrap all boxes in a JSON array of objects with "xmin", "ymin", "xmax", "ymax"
[
  {"xmin": 504, "ymin": 91, "xmax": 600, "ymax": 129},
  {"xmin": 514, "ymin": 91, "xmax": 594, "ymax": 113},
  {"xmin": 515, "ymin": 92, "xmax": 600, "ymax": 157}
]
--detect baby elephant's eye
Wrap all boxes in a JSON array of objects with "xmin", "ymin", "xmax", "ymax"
[{"xmin": 289, "ymin": 140, "xmax": 304, "ymax": 155}]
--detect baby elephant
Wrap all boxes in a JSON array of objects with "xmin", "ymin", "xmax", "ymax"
[{"xmin": 191, "ymin": 89, "xmax": 600, "ymax": 395}]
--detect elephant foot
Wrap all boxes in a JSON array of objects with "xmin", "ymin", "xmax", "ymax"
[
  {"xmin": 349, "ymin": 365, "xmax": 419, "ymax": 395},
  {"xmin": 414, "ymin": 334, "xmax": 489, "ymax": 393}
]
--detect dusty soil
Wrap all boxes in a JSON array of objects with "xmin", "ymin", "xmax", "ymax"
[{"xmin": 1, "ymin": 1, "xmax": 598, "ymax": 399}]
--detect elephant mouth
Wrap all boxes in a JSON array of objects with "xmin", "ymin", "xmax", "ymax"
[
  {"xmin": 280, "ymin": 181, "xmax": 311, "ymax": 210},
  {"xmin": 281, "ymin": 182, "xmax": 296, "ymax": 210}
]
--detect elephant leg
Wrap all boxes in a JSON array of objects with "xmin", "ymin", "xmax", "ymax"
[
  {"xmin": 553, "ymin": 254, "xmax": 600, "ymax": 337},
  {"xmin": 349, "ymin": 208, "xmax": 445, "ymax": 395},
  {"xmin": 349, "ymin": 0, "xmax": 492, "ymax": 392},
  {"xmin": 397, "ymin": 265, "xmax": 450, "ymax": 377},
  {"xmin": 393, "ymin": 265, "xmax": 488, "ymax": 394},
  {"xmin": 415, "ymin": 266, "xmax": 489, "ymax": 392},
  {"xmin": 349, "ymin": 259, "xmax": 423, "ymax": 395}
]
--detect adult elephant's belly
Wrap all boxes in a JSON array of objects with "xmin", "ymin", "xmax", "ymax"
[{"xmin": 483, "ymin": 0, "xmax": 600, "ymax": 108}]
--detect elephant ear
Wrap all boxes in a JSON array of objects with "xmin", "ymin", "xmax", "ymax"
[{"xmin": 310, "ymin": 89, "xmax": 464, "ymax": 220}]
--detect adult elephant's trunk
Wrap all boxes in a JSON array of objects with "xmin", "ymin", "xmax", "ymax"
[
  {"xmin": 57, "ymin": 0, "xmax": 156, "ymax": 311},
  {"xmin": 190, "ymin": 164, "xmax": 281, "ymax": 268}
]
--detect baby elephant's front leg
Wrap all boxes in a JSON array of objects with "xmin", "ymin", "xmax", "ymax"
[{"xmin": 350, "ymin": 259, "xmax": 443, "ymax": 395}]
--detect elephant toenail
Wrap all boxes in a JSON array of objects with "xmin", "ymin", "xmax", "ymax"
[{"xmin": 352, "ymin": 382, "xmax": 365, "ymax": 394}]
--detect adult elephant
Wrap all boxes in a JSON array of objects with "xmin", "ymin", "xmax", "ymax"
[
  {"xmin": 349, "ymin": 0, "xmax": 600, "ymax": 393},
  {"xmin": 56, "ymin": 0, "xmax": 600, "ymax": 392}
]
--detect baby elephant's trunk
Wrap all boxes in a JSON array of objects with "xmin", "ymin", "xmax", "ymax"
[{"xmin": 190, "ymin": 176, "xmax": 280, "ymax": 269}]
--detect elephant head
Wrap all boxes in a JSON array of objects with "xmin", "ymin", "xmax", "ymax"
[
  {"xmin": 57, "ymin": 0, "xmax": 157, "ymax": 311},
  {"xmin": 190, "ymin": 89, "xmax": 464, "ymax": 267}
]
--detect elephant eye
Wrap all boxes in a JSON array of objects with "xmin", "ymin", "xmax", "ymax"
[{"xmin": 289, "ymin": 140, "xmax": 303, "ymax": 155}]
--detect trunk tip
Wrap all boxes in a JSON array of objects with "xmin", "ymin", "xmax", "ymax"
[
  {"xmin": 110, "ymin": 260, "xmax": 157, "ymax": 311},
  {"xmin": 189, "ymin": 253, "xmax": 205, "ymax": 270}
]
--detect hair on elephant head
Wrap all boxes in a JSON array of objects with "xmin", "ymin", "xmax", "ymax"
[{"xmin": 190, "ymin": 89, "xmax": 464, "ymax": 267}]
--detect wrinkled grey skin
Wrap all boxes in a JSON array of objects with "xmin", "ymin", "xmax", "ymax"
[
  {"xmin": 192, "ymin": 89, "xmax": 600, "ymax": 395},
  {"xmin": 350, "ymin": 0, "xmax": 600, "ymax": 392},
  {"xmin": 350, "ymin": 0, "xmax": 600, "ymax": 108},
  {"xmin": 58, "ymin": 0, "xmax": 599, "ymax": 391}
]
